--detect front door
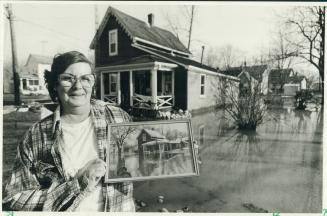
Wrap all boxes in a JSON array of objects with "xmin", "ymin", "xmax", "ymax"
[{"xmin": 120, "ymin": 72, "xmax": 130, "ymax": 109}]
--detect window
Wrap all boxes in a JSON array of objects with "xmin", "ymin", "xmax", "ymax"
[
  {"xmin": 164, "ymin": 72, "xmax": 172, "ymax": 95},
  {"xmin": 109, "ymin": 73, "xmax": 117, "ymax": 94},
  {"xmin": 142, "ymin": 133, "xmax": 147, "ymax": 142},
  {"xmin": 199, "ymin": 125, "xmax": 205, "ymax": 146},
  {"xmin": 103, "ymin": 73, "xmax": 110, "ymax": 95},
  {"xmin": 200, "ymin": 74, "xmax": 206, "ymax": 96},
  {"xmin": 109, "ymin": 29, "xmax": 118, "ymax": 56}
]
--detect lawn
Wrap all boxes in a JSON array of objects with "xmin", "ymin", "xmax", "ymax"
[{"xmin": 2, "ymin": 110, "xmax": 41, "ymax": 187}]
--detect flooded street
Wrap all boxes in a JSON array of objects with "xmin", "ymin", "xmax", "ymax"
[{"xmin": 134, "ymin": 108, "xmax": 323, "ymax": 213}]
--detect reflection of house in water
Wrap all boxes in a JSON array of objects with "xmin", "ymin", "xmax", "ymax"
[{"xmin": 137, "ymin": 128, "xmax": 189, "ymax": 175}]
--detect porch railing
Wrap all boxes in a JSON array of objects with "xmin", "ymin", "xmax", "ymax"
[
  {"xmin": 157, "ymin": 95, "xmax": 173, "ymax": 109},
  {"xmin": 104, "ymin": 95, "xmax": 118, "ymax": 104},
  {"xmin": 133, "ymin": 94, "xmax": 152, "ymax": 109},
  {"xmin": 132, "ymin": 94, "xmax": 173, "ymax": 110}
]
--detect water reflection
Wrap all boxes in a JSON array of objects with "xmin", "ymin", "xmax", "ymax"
[{"xmin": 134, "ymin": 108, "xmax": 322, "ymax": 213}]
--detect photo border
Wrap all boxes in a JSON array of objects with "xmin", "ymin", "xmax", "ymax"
[{"xmin": 105, "ymin": 119, "xmax": 200, "ymax": 183}]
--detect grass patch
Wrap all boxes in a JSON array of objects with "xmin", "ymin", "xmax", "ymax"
[{"xmin": 2, "ymin": 111, "xmax": 41, "ymax": 186}]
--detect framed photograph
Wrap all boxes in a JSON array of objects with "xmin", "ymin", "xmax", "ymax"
[{"xmin": 105, "ymin": 120, "xmax": 199, "ymax": 183}]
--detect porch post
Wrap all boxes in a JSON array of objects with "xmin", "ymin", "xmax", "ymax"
[
  {"xmin": 129, "ymin": 70, "xmax": 133, "ymax": 107},
  {"xmin": 151, "ymin": 68, "xmax": 158, "ymax": 110},
  {"xmin": 117, "ymin": 72, "xmax": 121, "ymax": 105},
  {"xmin": 100, "ymin": 72, "xmax": 104, "ymax": 101},
  {"xmin": 172, "ymin": 70, "xmax": 175, "ymax": 106},
  {"xmin": 19, "ymin": 78, "xmax": 23, "ymax": 91}
]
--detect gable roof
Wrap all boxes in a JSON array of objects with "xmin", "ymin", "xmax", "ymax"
[
  {"xmin": 287, "ymin": 75, "xmax": 306, "ymax": 84},
  {"xmin": 90, "ymin": 6, "xmax": 190, "ymax": 55},
  {"xmin": 142, "ymin": 129, "xmax": 166, "ymax": 139},
  {"xmin": 25, "ymin": 54, "xmax": 52, "ymax": 66},
  {"xmin": 269, "ymin": 68, "xmax": 294, "ymax": 84},
  {"xmin": 221, "ymin": 65, "xmax": 268, "ymax": 81}
]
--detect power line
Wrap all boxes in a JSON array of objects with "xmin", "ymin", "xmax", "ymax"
[{"xmin": 15, "ymin": 16, "xmax": 91, "ymax": 43}]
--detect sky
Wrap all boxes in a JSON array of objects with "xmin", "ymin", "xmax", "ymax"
[{"xmin": 2, "ymin": 2, "xmax": 319, "ymax": 76}]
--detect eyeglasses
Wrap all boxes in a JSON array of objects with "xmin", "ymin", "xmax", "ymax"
[{"xmin": 58, "ymin": 73, "xmax": 95, "ymax": 88}]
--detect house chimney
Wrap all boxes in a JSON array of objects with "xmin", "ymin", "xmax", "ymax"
[{"xmin": 148, "ymin": 13, "xmax": 154, "ymax": 27}]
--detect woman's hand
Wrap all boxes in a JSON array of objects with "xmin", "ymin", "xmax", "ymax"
[{"xmin": 76, "ymin": 159, "xmax": 107, "ymax": 190}]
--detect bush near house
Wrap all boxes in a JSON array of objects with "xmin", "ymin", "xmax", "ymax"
[{"xmin": 217, "ymin": 78, "xmax": 267, "ymax": 131}]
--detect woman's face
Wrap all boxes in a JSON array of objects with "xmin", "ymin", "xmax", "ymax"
[{"xmin": 56, "ymin": 62, "xmax": 94, "ymax": 110}]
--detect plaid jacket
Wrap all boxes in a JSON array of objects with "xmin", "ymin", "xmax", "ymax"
[{"xmin": 3, "ymin": 99, "xmax": 135, "ymax": 212}]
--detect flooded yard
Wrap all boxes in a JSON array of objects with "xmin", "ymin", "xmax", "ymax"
[{"xmin": 134, "ymin": 107, "xmax": 323, "ymax": 213}]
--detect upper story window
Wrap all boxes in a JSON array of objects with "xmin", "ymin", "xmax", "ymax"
[
  {"xmin": 109, "ymin": 29, "xmax": 118, "ymax": 56},
  {"xmin": 142, "ymin": 133, "xmax": 147, "ymax": 142},
  {"xmin": 200, "ymin": 74, "xmax": 206, "ymax": 96}
]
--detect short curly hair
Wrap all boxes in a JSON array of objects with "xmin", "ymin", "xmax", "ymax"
[{"xmin": 44, "ymin": 51, "xmax": 93, "ymax": 102}]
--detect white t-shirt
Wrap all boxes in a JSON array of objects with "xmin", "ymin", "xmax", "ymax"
[{"xmin": 58, "ymin": 116, "xmax": 104, "ymax": 211}]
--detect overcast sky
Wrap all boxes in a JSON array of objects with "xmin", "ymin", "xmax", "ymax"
[{"xmin": 2, "ymin": 2, "xmax": 319, "ymax": 75}]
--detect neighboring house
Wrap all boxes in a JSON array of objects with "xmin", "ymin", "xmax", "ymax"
[
  {"xmin": 268, "ymin": 68, "xmax": 294, "ymax": 94},
  {"xmin": 221, "ymin": 64, "xmax": 269, "ymax": 95},
  {"xmin": 268, "ymin": 68, "xmax": 306, "ymax": 96},
  {"xmin": 283, "ymin": 74, "xmax": 307, "ymax": 96},
  {"xmin": 20, "ymin": 54, "xmax": 52, "ymax": 95},
  {"xmin": 90, "ymin": 6, "xmax": 238, "ymax": 112}
]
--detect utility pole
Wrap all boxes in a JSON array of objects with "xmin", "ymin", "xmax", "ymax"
[{"xmin": 5, "ymin": 4, "xmax": 21, "ymax": 105}]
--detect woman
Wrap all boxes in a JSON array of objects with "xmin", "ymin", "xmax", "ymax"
[{"xmin": 3, "ymin": 51, "xmax": 135, "ymax": 212}]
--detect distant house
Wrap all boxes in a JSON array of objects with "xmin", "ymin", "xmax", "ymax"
[
  {"xmin": 90, "ymin": 6, "xmax": 238, "ymax": 113},
  {"xmin": 20, "ymin": 54, "xmax": 52, "ymax": 95},
  {"xmin": 221, "ymin": 64, "xmax": 269, "ymax": 95},
  {"xmin": 268, "ymin": 68, "xmax": 306, "ymax": 96},
  {"xmin": 283, "ymin": 74, "xmax": 307, "ymax": 96},
  {"xmin": 268, "ymin": 68, "xmax": 295, "ymax": 94}
]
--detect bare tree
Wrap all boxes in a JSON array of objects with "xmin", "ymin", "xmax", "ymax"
[
  {"xmin": 282, "ymin": 6, "xmax": 325, "ymax": 102},
  {"xmin": 203, "ymin": 46, "xmax": 219, "ymax": 68},
  {"xmin": 111, "ymin": 126, "xmax": 136, "ymax": 167},
  {"xmin": 216, "ymin": 77, "xmax": 266, "ymax": 130},
  {"xmin": 217, "ymin": 44, "xmax": 245, "ymax": 70},
  {"xmin": 164, "ymin": 5, "xmax": 197, "ymax": 50},
  {"xmin": 269, "ymin": 30, "xmax": 297, "ymax": 69}
]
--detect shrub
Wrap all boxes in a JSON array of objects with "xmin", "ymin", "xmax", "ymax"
[{"xmin": 216, "ymin": 78, "xmax": 267, "ymax": 131}]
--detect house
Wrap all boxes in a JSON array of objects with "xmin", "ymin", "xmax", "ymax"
[
  {"xmin": 268, "ymin": 68, "xmax": 295, "ymax": 94},
  {"xmin": 220, "ymin": 64, "xmax": 270, "ymax": 95},
  {"xmin": 90, "ymin": 6, "xmax": 238, "ymax": 113},
  {"xmin": 283, "ymin": 74, "xmax": 307, "ymax": 96},
  {"xmin": 137, "ymin": 128, "xmax": 189, "ymax": 175},
  {"xmin": 268, "ymin": 68, "xmax": 306, "ymax": 96},
  {"xmin": 20, "ymin": 54, "xmax": 52, "ymax": 95}
]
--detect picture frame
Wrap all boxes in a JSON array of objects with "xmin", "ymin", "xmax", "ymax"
[{"xmin": 105, "ymin": 119, "xmax": 199, "ymax": 183}]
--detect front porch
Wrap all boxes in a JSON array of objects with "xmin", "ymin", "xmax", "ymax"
[{"xmin": 98, "ymin": 60, "xmax": 178, "ymax": 111}]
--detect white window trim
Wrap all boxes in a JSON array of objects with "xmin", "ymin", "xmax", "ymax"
[
  {"xmin": 109, "ymin": 29, "xmax": 118, "ymax": 56},
  {"xmin": 200, "ymin": 74, "xmax": 206, "ymax": 98}
]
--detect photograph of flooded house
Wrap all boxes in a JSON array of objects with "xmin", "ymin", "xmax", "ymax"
[
  {"xmin": 2, "ymin": 3, "xmax": 324, "ymax": 214},
  {"xmin": 137, "ymin": 128, "xmax": 192, "ymax": 176},
  {"xmin": 107, "ymin": 121, "xmax": 198, "ymax": 182}
]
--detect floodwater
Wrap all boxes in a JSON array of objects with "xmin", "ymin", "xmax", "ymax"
[{"xmin": 133, "ymin": 107, "xmax": 323, "ymax": 213}]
